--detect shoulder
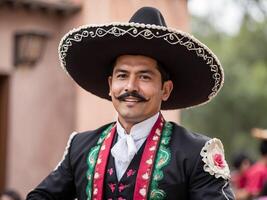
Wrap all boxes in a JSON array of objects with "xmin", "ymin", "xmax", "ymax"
[
  {"xmin": 248, "ymin": 162, "xmax": 267, "ymax": 175},
  {"xmin": 168, "ymin": 122, "xmax": 230, "ymax": 180},
  {"xmin": 69, "ymin": 123, "xmax": 114, "ymax": 154},
  {"xmin": 73, "ymin": 123, "xmax": 114, "ymax": 142},
  {"xmin": 167, "ymin": 121, "xmax": 210, "ymax": 169},
  {"xmin": 169, "ymin": 122, "xmax": 210, "ymax": 153}
]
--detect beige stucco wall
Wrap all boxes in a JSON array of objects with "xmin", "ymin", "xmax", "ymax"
[
  {"xmin": 0, "ymin": 0, "xmax": 189, "ymax": 197},
  {"xmin": 0, "ymin": 7, "xmax": 77, "ymax": 196}
]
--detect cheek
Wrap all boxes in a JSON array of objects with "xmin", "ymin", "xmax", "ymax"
[
  {"xmin": 110, "ymin": 84, "xmax": 130, "ymax": 101},
  {"xmin": 110, "ymin": 81, "xmax": 123, "ymax": 95},
  {"xmin": 143, "ymin": 86, "xmax": 163, "ymax": 99}
]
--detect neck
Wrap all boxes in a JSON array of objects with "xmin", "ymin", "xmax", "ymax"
[
  {"xmin": 117, "ymin": 119, "xmax": 137, "ymax": 134},
  {"xmin": 118, "ymin": 113, "xmax": 160, "ymax": 134}
]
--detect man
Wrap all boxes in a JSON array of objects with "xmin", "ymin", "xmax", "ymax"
[
  {"xmin": 231, "ymin": 153, "xmax": 252, "ymax": 200},
  {"xmin": 243, "ymin": 128, "xmax": 267, "ymax": 199},
  {"xmin": 27, "ymin": 7, "xmax": 234, "ymax": 199}
]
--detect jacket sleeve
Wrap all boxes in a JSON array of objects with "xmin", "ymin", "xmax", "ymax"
[
  {"xmin": 189, "ymin": 138, "xmax": 235, "ymax": 200},
  {"xmin": 26, "ymin": 132, "xmax": 77, "ymax": 200}
]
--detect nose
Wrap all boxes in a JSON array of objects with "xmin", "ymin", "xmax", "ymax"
[{"xmin": 125, "ymin": 76, "xmax": 138, "ymax": 92}]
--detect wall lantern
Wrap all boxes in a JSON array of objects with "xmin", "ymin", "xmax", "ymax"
[{"xmin": 14, "ymin": 31, "xmax": 49, "ymax": 67}]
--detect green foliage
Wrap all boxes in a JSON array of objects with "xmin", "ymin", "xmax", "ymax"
[{"xmin": 182, "ymin": 16, "xmax": 267, "ymax": 163}]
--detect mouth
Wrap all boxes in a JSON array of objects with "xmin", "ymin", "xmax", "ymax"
[{"xmin": 122, "ymin": 97, "xmax": 144, "ymax": 103}]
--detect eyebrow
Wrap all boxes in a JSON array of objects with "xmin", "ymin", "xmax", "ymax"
[
  {"xmin": 113, "ymin": 68, "xmax": 154, "ymax": 73},
  {"xmin": 138, "ymin": 70, "xmax": 154, "ymax": 74},
  {"xmin": 113, "ymin": 69, "xmax": 128, "ymax": 74}
]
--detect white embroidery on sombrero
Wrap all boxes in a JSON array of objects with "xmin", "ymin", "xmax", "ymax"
[
  {"xmin": 200, "ymin": 138, "xmax": 230, "ymax": 180},
  {"xmin": 54, "ymin": 131, "xmax": 77, "ymax": 171},
  {"xmin": 58, "ymin": 22, "xmax": 224, "ymax": 108}
]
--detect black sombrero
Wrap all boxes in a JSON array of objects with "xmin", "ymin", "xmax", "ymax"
[{"xmin": 58, "ymin": 7, "xmax": 224, "ymax": 110}]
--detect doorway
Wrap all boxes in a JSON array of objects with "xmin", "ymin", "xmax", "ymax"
[{"xmin": 0, "ymin": 75, "xmax": 9, "ymax": 191}]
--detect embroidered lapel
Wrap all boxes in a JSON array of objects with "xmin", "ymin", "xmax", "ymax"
[{"xmin": 86, "ymin": 124, "xmax": 116, "ymax": 200}]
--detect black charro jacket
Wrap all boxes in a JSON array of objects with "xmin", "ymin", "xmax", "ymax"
[{"xmin": 26, "ymin": 122, "xmax": 235, "ymax": 200}]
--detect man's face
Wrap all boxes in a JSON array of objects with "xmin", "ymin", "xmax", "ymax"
[{"xmin": 108, "ymin": 55, "xmax": 173, "ymax": 125}]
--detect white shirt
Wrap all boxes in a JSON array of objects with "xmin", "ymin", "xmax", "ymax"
[{"xmin": 111, "ymin": 112, "xmax": 160, "ymax": 180}]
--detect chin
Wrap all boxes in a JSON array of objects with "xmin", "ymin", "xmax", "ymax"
[{"xmin": 120, "ymin": 112, "xmax": 146, "ymax": 122}]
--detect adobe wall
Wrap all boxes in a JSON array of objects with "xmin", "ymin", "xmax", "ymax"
[{"xmin": 0, "ymin": 7, "xmax": 77, "ymax": 195}]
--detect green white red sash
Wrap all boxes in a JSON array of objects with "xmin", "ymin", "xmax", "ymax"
[{"xmin": 86, "ymin": 115, "xmax": 173, "ymax": 200}]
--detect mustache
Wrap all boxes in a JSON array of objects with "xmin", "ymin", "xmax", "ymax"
[{"xmin": 115, "ymin": 91, "xmax": 149, "ymax": 102}]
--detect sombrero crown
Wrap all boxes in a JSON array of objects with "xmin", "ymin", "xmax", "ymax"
[{"xmin": 59, "ymin": 7, "xmax": 224, "ymax": 109}]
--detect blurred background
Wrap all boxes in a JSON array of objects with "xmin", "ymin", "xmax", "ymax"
[{"xmin": 0, "ymin": 0, "xmax": 266, "ymax": 198}]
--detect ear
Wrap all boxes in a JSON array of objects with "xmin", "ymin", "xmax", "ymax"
[
  {"xmin": 162, "ymin": 80, "xmax": 173, "ymax": 101},
  {"xmin": 108, "ymin": 76, "xmax": 112, "ymax": 96}
]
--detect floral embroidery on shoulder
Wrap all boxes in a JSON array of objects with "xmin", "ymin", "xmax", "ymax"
[{"xmin": 200, "ymin": 138, "xmax": 230, "ymax": 180}]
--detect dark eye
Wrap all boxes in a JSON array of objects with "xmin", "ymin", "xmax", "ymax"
[
  {"xmin": 116, "ymin": 73, "xmax": 127, "ymax": 79},
  {"xmin": 140, "ymin": 74, "xmax": 151, "ymax": 81}
]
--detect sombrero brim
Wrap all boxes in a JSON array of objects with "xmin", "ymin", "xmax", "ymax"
[{"xmin": 58, "ymin": 22, "xmax": 224, "ymax": 110}]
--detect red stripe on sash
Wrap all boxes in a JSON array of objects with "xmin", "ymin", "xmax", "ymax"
[{"xmin": 133, "ymin": 115, "xmax": 164, "ymax": 200}]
